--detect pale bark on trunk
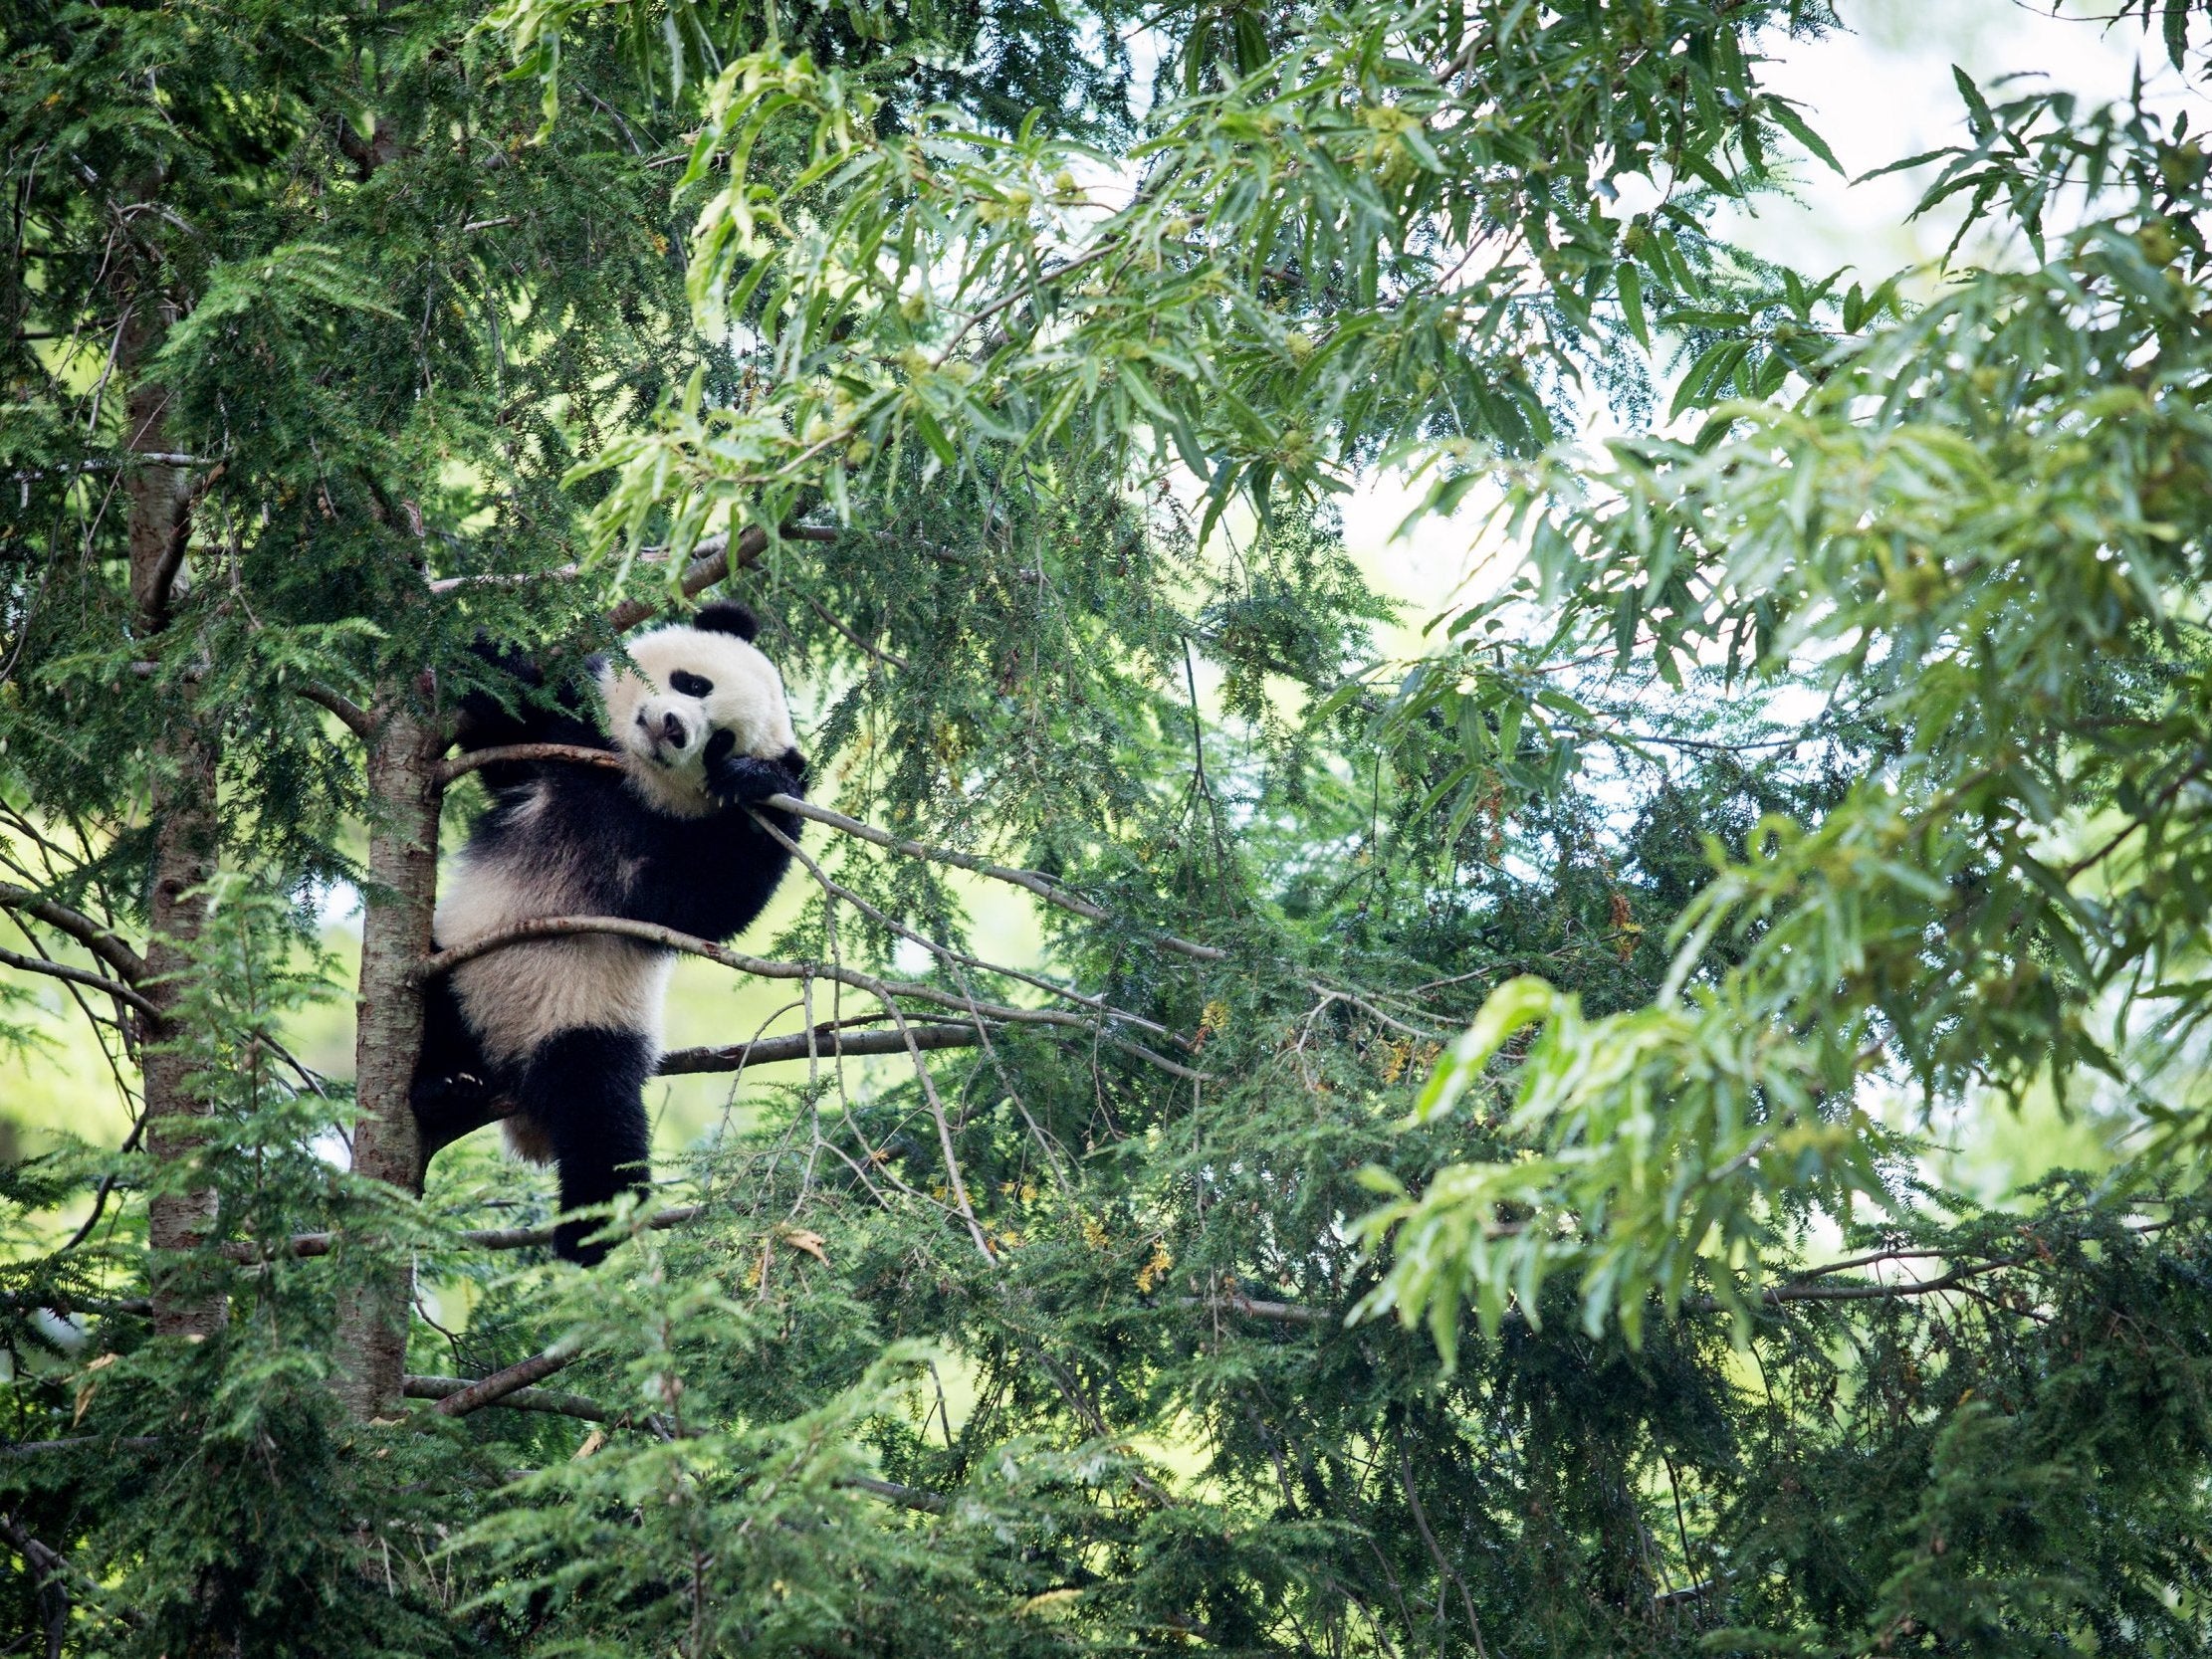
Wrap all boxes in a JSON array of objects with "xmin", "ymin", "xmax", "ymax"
[
  {"xmin": 120, "ymin": 292, "xmax": 227, "ymax": 1341},
  {"xmin": 332, "ymin": 694, "xmax": 443, "ymax": 1421}
]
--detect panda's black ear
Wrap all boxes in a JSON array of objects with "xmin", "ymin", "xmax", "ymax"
[{"xmin": 693, "ymin": 601, "xmax": 760, "ymax": 642}]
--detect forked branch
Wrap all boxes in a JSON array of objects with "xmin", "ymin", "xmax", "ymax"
[{"xmin": 0, "ymin": 883, "xmax": 146, "ymax": 982}]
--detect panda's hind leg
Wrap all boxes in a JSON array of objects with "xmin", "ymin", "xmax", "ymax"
[
  {"xmin": 515, "ymin": 1028, "xmax": 656, "ymax": 1265},
  {"xmin": 412, "ymin": 975, "xmax": 511, "ymax": 1176}
]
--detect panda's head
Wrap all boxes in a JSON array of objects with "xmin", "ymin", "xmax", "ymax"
[{"xmin": 597, "ymin": 602, "xmax": 805, "ymax": 817}]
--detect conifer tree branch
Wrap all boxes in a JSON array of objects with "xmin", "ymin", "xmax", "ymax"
[
  {"xmin": 431, "ymin": 1336, "xmax": 582, "ymax": 1416},
  {"xmin": 1188, "ymin": 1245, "xmax": 2048, "ymax": 1330},
  {"xmin": 0, "ymin": 943, "xmax": 159, "ymax": 1017},
  {"xmin": 405, "ymin": 1373, "xmax": 611, "ymax": 1421},
  {"xmin": 0, "ymin": 884, "xmax": 146, "ymax": 982},
  {"xmin": 438, "ymin": 742, "xmax": 626, "ymax": 784},
  {"xmin": 224, "ymin": 1204, "xmax": 705, "ymax": 1262},
  {"xmin": 297, "ymin": 683, "xmax": 374, "ymax": 740}
]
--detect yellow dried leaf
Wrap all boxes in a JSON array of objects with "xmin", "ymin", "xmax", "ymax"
[
  {"xmin": 73, "ymin": 1352, "xmax": 116, "ymax": 1426},
  {"xmin": 776, "ymin": 1226, "xmax": 830, "ymax": 1265},
  {"xmin": 1135, "ymin": 1240, "xmax": 1174, "ymax": 1295}
]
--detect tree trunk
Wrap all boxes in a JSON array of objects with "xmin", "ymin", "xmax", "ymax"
[
  {"xmin": 140, "ymin": 734, "xmax": 222, "ymax": 1339},
  {"xmin": 332, "ymin": 694, "xmax": 443, "ymax": 1420},
  {"xmin": 119, "ymin": 289, "xmax": 227, "ymax": 1340}
]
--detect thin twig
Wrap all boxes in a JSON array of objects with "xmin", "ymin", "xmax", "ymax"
[
  {"xmin": 748, "ymin": 806, "xmax": 1181, "ymax": 1042},
  {"xmin": 777, "ymin": 794, "xmax": 1225, "ymax": 961},
  {"xmin": 1178, "ymin": 1294, "xmax": 1334, "ymax": 1326},
  {"xmin": 1401, "ymin": 1449, "xmax": 1489, "ymax": 1659},
  {"xmin": 0, "ymin": 945, "xmax": 158, "ymax": 1017}
]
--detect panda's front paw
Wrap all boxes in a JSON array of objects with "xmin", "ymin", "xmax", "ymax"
[{"xmin": 707, "ymin": 753, "xmax": 795, "ymax": 806}]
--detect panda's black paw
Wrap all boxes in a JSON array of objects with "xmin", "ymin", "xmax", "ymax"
[
  {"xmin": 411, "ymin": 1070, "xmax": 498, "ymax": 1137},
  {"xmin": 707, "ymin": 753, "xmax": 796, "ymax": 807}
]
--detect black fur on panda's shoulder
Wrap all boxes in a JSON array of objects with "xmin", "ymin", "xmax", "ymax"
[
  {"xmin": 466, "ymin": 753, "xmax": 794, "ymax": 941},
  {"xmin": 451, "ymin": 636, "xmax": 613, "ymax": 794}
]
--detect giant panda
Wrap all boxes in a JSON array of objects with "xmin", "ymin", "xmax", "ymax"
[{"xmin": 412, "ymin": 601, "xmax": 807, "ymax": 1262}]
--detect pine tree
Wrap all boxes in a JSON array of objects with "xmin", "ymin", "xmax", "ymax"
[{"xmin": 2, "ymin": 0, "xmax": 2211, "ymax": 1654}]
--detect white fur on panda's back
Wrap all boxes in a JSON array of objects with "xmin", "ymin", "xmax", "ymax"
[{"xmin": 434, "ymin": 790, "xmax": 673, "ymax": 1114}]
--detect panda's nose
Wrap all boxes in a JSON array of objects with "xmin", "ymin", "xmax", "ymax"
[{"xmin": 660, "ymin": 712, "xmax": 688, "ymax": 747}]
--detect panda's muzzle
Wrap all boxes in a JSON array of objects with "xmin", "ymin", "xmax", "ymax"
[{"xmin": 635, "ymin": 706, "xmax": 696, "ymax": 760}]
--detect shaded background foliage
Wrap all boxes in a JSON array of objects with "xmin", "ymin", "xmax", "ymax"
[{"xmin": 2, "ymin": 0, "xmax": 2211, "ymax": 1654}]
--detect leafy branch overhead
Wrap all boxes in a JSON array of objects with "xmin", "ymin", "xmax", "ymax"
[{"xmin": 560, "ymin": 0, "xmax": 1846, "ymax": 553}]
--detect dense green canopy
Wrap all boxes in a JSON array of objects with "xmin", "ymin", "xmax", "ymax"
[{"xmin": 2, "ymin": 0, "xmax": 2211, "ymax": 1653}]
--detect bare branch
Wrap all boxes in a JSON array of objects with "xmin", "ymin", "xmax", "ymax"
[
  {"xmin": 605, "ymin": 523, "xmax": 839, "ymax": 630},
  {"xmin": 658, "ymin": 1022, "xmax": 980, "ymax": 1075},
  {"xmin": 8, "ymin": 450, "xmax": 219, "ymax": 482},
  {"xmin": 297, "ymin": 683, "xmax": 373, "ymax": 740},
  {"xmin": 440, "ymin": 742, "xmax": 625, "ymax": 786},
  {"xmin": 0, "ymin": 1290, "xmax": 153, "ymax": 1320},
  {"xmin": 0, "ymin": 1436, "xmax": 162, "ymax": 1459},
  {"xmin": 0, "ymin": 884, "xmax": 145, "ymax": 981},
  {"xmin": 0, "ymin": 1510, "xmax": 73, "ymax": 1659},
  {"xmin": 405, "ymin": 1374, "xmax": 613, "ymax": 1421},
  {"xmin": 1183, "ymin": 1252, "xmax": 2044, "ymax": 1332},
  {"xmin": 1181, "ymin": 1294, "xmax": 1335, "ymax": 1326},
  {"xmin": 432, "ymin": 1336, "xmax": 581, "ymax": 1417},
  {"xmin": 843, "ymin": 1476, "xmax": 949, "ymax": 1516},
  {"xmin": 0, "ymin": 945, "xmax": 159, "ymax": 1017},
  {"xmin": 412, "ymin": 915, "xmax": 1210, "ymax": 1080},
  {"xmin": 1684, "ymin": 1255, "xmax": 2030, "ymax": 1314}
]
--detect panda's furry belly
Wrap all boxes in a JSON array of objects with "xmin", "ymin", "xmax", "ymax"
[{"xmin": 433, "ymin": 845, "xmax": 673, "ymax": 1161}]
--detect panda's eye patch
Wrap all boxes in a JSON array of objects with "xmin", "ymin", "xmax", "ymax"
[{"xmin": 668, "ymin": 670, "xmax": 715, "ymax": 698}]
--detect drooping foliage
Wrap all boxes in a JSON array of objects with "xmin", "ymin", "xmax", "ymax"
[{"xmin": 3, "ymin": 0, "xmax": 2212, "ymax": 1653}]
